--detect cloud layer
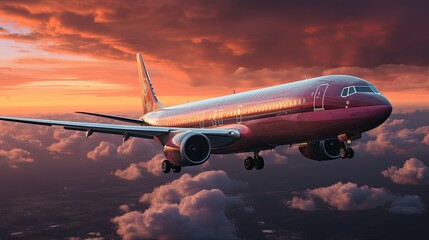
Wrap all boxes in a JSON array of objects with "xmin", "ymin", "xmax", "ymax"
[{"xmin": 286, "ymin": 182, "xmax": 425, "ymax": 214}]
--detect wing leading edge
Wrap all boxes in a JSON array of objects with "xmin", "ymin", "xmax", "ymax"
[{"xmin": 0, "ymin": 116, "xmax": 240, "ymax": 147}]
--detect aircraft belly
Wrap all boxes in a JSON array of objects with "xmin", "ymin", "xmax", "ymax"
[{"xmin": 244, "ymin": 106, "xmax": 379, "ymax": 145}]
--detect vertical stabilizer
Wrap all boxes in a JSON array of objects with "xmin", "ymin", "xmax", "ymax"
[{"xmin": 136, "ymin": 53, "xmax": 163, "ymax": 114}]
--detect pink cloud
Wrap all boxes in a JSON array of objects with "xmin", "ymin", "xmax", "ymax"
[
  {"xmin": 360, "ymin": 119, "xmax": 429, "ymax": 155},
  {"xmin": 119, "ymin": 204, "xmax": 130, "ymax": 213},
  {"xmin": 308, "ymin": 182, "xmax": 394, "ymax": 211},
  {"xmin": 48, "ymin": 132, "xmax": 85, "ymax": 154},
  {"xmin": 113, "ymin": 163, "xmax": 142, "ymax": 181},
  {"xmin": 285, "ymin": 196, "xmax": 316, "ymax": 211},
  {"xmin": 0, "ymin": 148, "xmax": 33, "ymax": 168},
  {"xmin": 382, "ymin": 158, "xmax": 429, "ymax": 185},
  {"xmin": 86, "ymin": 141, "xmax": 119, "ymax": 161},
  {"xmin": 138, "ymin": 153, "xmax": 165, "ymax": 177},
  {"xmin": 112, "ymin": 170, "xmax": 246, "ymax": 240},
  {"xmin": 286, "ymin": 182, "xmax": 425, "ymax": 214},
  {"xmin": 423, "ymin": 133, "xmax": 429, "ymax": 146}
]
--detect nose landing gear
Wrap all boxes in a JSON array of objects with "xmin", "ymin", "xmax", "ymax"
[{"xmin": 243, "ymin": 151, "xmax": 265, "ymax": 170}]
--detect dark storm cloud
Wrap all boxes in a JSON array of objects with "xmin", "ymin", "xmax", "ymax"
[{"xmin": 1, "ymin": 0, "xmax": 428, "ymax": 73}]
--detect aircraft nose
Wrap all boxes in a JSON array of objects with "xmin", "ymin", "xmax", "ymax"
[{"xmin": 366, "ymin": 96, "xmax": 392, "ymax": 127}]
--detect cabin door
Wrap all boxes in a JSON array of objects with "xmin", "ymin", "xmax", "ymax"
[{"xmin": 313, "ymin": 84, "xmax": 329, "ymax": 111}]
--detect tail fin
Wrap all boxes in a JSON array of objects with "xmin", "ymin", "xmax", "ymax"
[{"xmin": 136, "ymin": 53, "xmax": 163, "ymax": 114}]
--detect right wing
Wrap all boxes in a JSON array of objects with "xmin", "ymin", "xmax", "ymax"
[{"xmin": 0, "ymin": 116, "xmax": 240, "ymax": 147}]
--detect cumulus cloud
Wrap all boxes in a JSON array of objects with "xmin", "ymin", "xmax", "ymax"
[
  {"xmin": 138, "ymin": 153, "xmax": 165, "ymax": 177},
  {"xmin": 389, "ymin": 195, "xmax": 426, "ymax": 215},
  {"xmin": 87, "ymin": 141, "xmax": 119, "ymax": 161},
  {"xmin": 48, "ymin": 132, "xmax": 85, "ymax": 154},
  {"xmin": 114, "ymin": 163, "xmax": 142, "ymax": 181},
  {"xmin": 382, "ymin": 158, "xmax": 429, "ymax": 185},
  {"xmin": 119, "ymin": 204, "xmax": 130, "ymax": 213},
  {"xmin": 112, "ymin": 170, "xmax": 246, "ymax": 240},
  {"xmin": 359, "ymin": 118, "xmax": 429, "ymax": 156},
  {"xmin": 0, "ymin": 148, "xmax": 34, "ymax": 168},
  {"xmin": 286, "ymin": 182, "xmax": 425, "ymax": 214},
  {"xmin": 285, "ymin": 196, "xmax": 316, "ymax": 211}
]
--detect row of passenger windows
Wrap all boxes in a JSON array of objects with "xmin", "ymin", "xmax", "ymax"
[
  {"xmin": 158, "ymin": 98, "xmax": 307, "ymax": 127},
  {"xmin": 341, "ymin": 85, "xmax": 380, "ymax": 97}
]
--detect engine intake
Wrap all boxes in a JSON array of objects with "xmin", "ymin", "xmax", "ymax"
[
  {"xmin": 163, "ymin": 131, "xmax": 211, "ymax": 166},
  {"xmin": 299, "ymin": 139, "xmax": 343, "ymax": 161}
]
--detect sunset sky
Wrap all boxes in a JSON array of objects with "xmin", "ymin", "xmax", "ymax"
[
  {"xmin": 0, "ymin": 0, "xmax": 428, "ymax": 115},
  {"xmin": 1, "ymin": 1, "xmax": 429, "ymax": 239}
]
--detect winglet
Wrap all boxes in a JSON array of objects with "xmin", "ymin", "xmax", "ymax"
[{"xmin": 136, "ymin": 54, "xmax": 163, "ymax": 114}]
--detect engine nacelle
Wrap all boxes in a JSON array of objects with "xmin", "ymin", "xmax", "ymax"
[
  {"xmin": 299, "ymin": 139, "xmax": 343, "ymax": 161},
  {"xmin": 163, "ymin": 131, "xmax": 211, "ymax": 166}
]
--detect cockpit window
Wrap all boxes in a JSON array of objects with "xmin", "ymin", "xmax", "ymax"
[
  {"xmin": 341, "ymin": 88, "xmax": 348, "ymax": 97},
  {"xmin": 341, "ymin": 85, "xmax": 381, "ymax": 97},
  {"xmin": 355, "ymin": 86, "xmax": 373, "ymax": 93},
  {"xmin": 370, "ymin": 85, "xmax": 380, "ymax": 93}
]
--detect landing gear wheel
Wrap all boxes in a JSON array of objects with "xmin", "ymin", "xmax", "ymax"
[
  {"xmin": 162, "ymin": 160, "xmax": 171, "ymax": 173},
  {"xmin": 346, "ymin": 148, "xmax": 354, "ymax": 159},
  {"xmin": 172, "ymin": 165, "xmax": 182, "ymax": 173},
  {"xmin": 340, "ymin": 148, "xmax": 347, "ymax": 159},
  {"xmin": 254, "ymin": 156, "xmax": 264, "ymax": 170},
  {"xmin": 244, "ymin": 157, "xmax": 254, "ymax": 170}
]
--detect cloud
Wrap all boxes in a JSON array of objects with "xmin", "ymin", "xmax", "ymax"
[
  {"xmin": 112, "ymin": 170, "xmax": 246, "ymax": 240},
  {"xmin": 0, "ymin": 148, "xmax": 33, "ymax": 168},
  {"xmin": 113, "ymin": 163, "xmax": 142, "ymax": 181},
  {"xmin": 138, "ymin": 153, "xmax": 165, "ymax": 177},
  {"xmin": 86, "ymin": 141, "xmax": 119, "ymax": 161},
  {"xmin": 0, "ymin": 1, "xmax": 428, "ymax": 95},
  {"xmin": 285, "ymin": 196, "xmax": 316, "ymax": 211},
  {"xmin": 286, "ymin": 182, "xmax": 425, "ymax": 214},
  {"xmin": 389, "ymin": 195, "xmax": 426, "ymax": 215},
  {"xmin": 382, "ymin": 158, "xmax": 429, "ymax": 185},
  {"xmin": 48, "ymin": 132, "xmax": 85, "ymax": 154},
  {"xmin": 119, "ymin": 204, "xmax": 130, "ymax": 213},
  {"xmin": 359, "ymin": 118, "xmax": 429, "ymax": 156}
]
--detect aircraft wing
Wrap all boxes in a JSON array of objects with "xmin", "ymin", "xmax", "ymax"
[{"xmin": 0, "ymin": 116, "xmax": 240, "ymax": 147}]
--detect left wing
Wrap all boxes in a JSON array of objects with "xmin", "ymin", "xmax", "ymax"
[{"xmin": 0, "ymin": 116, "xmax": 240, "ymax": 147}]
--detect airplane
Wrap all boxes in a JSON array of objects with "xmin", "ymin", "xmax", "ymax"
[{"xmin": 0, "ymin": 54, "xmax": 392, "ymax": 173}]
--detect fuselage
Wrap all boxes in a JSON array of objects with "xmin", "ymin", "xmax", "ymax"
[{"xmin": 141, "ymin": 75, "xmax": 392, "ymax": 154}]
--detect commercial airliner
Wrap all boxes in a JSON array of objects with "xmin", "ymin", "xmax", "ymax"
[{"xmin": 0, "ymin": 54, "xmax": 392, "ymax": 173}]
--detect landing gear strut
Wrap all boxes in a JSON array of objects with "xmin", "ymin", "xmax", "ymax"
[
  {"xmin": 243, "ymin": 151, "xmax": 264, "ymax": 170},
  {"xmin": 339, "ymin": 140, "xmax": 354, "ymax": 159},
  {"xmin": 162, "ymin": 160, "xmax": 181, "ymax": 173}
]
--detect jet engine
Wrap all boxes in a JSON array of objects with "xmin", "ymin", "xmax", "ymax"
[
  {"xmin": 298, "ymin": 139, "xmax": 343, "ymax": 161},
  {"xmin": 163, "ymin": 131, "xmax": 211, "ymax": 166}
]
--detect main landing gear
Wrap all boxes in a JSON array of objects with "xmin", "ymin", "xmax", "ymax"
[
  {"xmin": 243, "ymin": 151, "xmax": 264, "ymax": 170},
  {"xmin": 339, "ymin": 141, "xmax": 354, "ymax": 159},
  {"xmin": 161, "ymin": 160, "xmax": 181, "ymax": 173}
]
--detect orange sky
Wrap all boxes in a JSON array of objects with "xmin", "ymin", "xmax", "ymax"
[{"xmin": 0, "ymin": 1, "xmax": 428, "ymax": 115}]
